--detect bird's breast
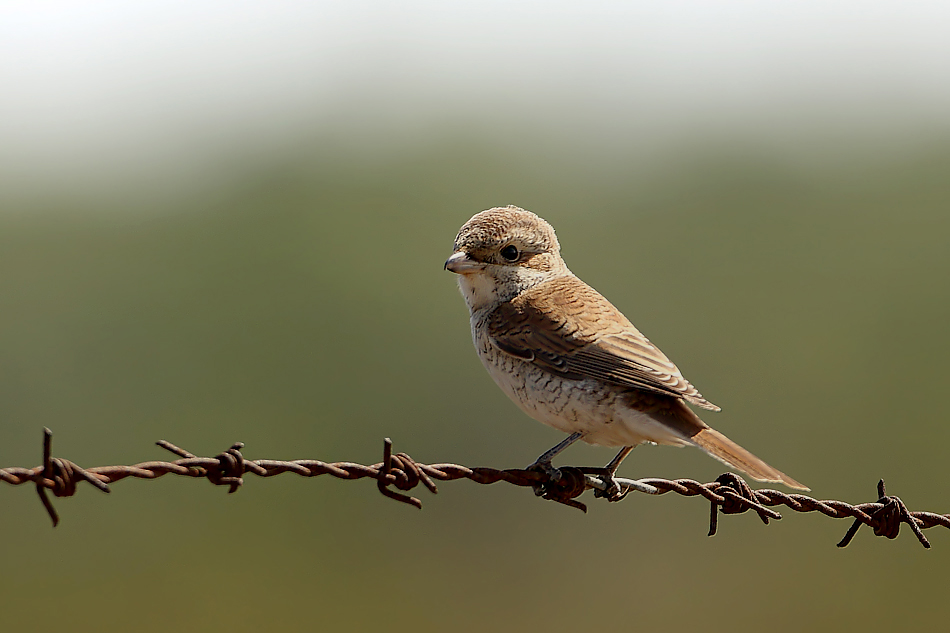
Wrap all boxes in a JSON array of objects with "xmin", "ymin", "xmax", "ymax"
[
  {"xmin": 469, "ymin": 310, "xmax": 688, "ymax": 448},
  {"xmin": 471, "ymin": 313, "xmax": 618, "ymax": 437}
]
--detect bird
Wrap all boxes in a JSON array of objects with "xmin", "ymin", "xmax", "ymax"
[{"xmin": 444, "ymin": 205, "xmax": 806, "ymax": 498}]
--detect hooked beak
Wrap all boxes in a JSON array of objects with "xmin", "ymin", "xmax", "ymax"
[{"xmin": 444, "ymin": 251, "xmax": 484, "ymax": 274}]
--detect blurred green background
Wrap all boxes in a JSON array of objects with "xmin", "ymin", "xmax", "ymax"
[{"xmin": 2, "ymin": 2, "xmax": 949, "ymax": 631}]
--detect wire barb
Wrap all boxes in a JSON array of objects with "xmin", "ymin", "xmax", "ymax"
[
  {"xmin": 375, "ymin": 437, "xmax": 435, "ymax": 509},
  {"xmin": 836, "ymin": 480, "xmax": 931, "ymax": 549},
  {"xmin": 707, "ymin": 473, "xmax": 783, "ymax": 537},
  {"xmin": 32, "ymin": 428, "xmax": 111, "ymax": 527},
  {"xmin": 3, "ymin": 429, "xmax": 949, "ymax": 548}
]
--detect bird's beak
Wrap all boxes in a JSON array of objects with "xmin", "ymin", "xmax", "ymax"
[{"xmin": 444, "ymin": 251, "xmax": 483, "ymax": 274}]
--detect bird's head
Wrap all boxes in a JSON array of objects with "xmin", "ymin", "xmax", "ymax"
[{"xmin": 445, "ymin": 206, "xmax": 569, "ymax": 311}]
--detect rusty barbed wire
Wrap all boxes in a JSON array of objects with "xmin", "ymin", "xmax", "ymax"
[{"xmin": 2, "ymin": 428, "xmax": 948, "ymax": 548}]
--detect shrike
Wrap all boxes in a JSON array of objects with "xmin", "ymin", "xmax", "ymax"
[{"xmin": 445, "ymin": 205, "xmax": 806, "ymax": 498}]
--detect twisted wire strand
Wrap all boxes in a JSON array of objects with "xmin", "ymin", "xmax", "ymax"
[{"xmin": 2, "ymin": 428, "xmax": 947, "ymax": 548}]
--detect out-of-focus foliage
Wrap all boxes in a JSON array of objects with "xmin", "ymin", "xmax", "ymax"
[
  {"xmin": 3, "ymin": 1, "xmax": 950, "ymax": 630},
  {"xmin": 1, "ymin": 133, "xmax": 948, "ymax": 631}
]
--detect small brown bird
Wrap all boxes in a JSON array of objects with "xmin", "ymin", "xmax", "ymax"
[{"xmin": 445, "ymin": 205, "xmax": 806, "ymax": 496}]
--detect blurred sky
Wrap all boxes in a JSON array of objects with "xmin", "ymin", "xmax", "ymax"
[{"xmin": 3, "ymin": 1, "xmax": 950, "ymax": 199}]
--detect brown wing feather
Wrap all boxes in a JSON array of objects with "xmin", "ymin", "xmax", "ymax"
[{"xmin": 487, "ymin": 276, "xmax": 721, "ymax": 411}]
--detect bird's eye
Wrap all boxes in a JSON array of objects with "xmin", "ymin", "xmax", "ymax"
[{"xmin": 500, "ymin": 245, "xmax": 520, "ymax": 261}]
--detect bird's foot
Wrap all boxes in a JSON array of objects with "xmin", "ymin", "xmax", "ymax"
[
  {"xmin": 592, "ymin": 471, "xmax": 629, "ymax": 502},
  {"xmin": 526, "ymin": 460, "xmax": 562, "ymax": 497}
]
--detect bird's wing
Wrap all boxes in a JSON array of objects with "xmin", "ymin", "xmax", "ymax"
[{"xmin": 486, "ymin": 275, "xmax": 721, "ymax": 411}]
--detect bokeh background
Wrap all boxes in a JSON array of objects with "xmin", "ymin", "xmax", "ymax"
[{"xmin": 2, "ymin": 2, "xmax": 949, "ymax": 630}]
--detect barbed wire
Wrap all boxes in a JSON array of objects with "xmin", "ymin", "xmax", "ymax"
[{"xmin": 2, "ymin": 428, "xmax": 948, "ymax": 549}]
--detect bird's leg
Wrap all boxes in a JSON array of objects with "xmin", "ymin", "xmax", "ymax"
[
  {"xmin": 527, "ymin": 431, "xmax": 585, "ymax": 496},
  {"xmin": 531, "ymin": 431, "xmax": 586, "ymax": 466},
  {"xmin": 594, "ymin": 446, "xmax": 635, "ymax": 501}
]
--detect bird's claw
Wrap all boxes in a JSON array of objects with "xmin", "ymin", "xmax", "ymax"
[
  {"xmin": 593, "ymin": 473, "xmax": 628, "ymax": 502},
  {"xmin": 526, "ymin": 460, "xmax": 562, "ymax": 496}
]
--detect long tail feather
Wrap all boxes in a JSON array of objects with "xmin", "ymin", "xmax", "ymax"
[
  {"xmin": 690, "ymin": 427, "xmax": 809, "ymax": 490},
  {"xmin": 662, "ymin": 399, "xmax": 809, "ymax": 491}
]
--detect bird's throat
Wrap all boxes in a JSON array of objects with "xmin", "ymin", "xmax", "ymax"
[
  {"xmin": 457, "ymin": 267, "xmax": 560, "ymax": 314},
  {"xmin": 457, "ymin": 273, "xmax": 501, "ymax": 313}
]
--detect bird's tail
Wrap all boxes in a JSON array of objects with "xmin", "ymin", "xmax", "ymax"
[
  {"xmin": 668, "ymin": 401, "xmax": 809, "ymax": 491},
  {"xmin": 690, "ymin": 426, "xmax": 809, "ymax": 490}
]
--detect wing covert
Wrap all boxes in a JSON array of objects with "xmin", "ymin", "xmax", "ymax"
[{"xmin": 486, "ymin": 276, "xmax": 720, "ymax": 411}]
